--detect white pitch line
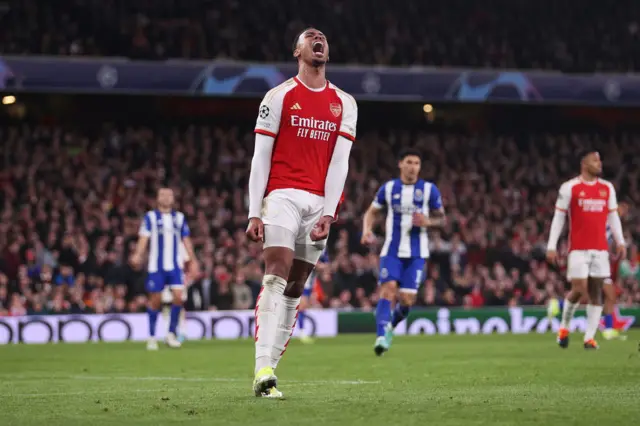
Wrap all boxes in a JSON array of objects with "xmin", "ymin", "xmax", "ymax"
[
  {"xmin": 3, "ymin": 387, "xmax": 199, "ymax": 398},
  {"xmin": 70, "ymin": 375, "xmax": 380, "ymax": 386}
]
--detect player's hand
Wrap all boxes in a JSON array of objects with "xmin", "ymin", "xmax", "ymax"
[
  {"xmin": 130, "ymin": 253, "xmax": 142, "ymax": 269},
  {"xmin": 412, "ymin": 212, "xmax": 430, "ymax": 227},
  {"xmin": 546, "ymin": 250, "xmax": 557, "ymax": 265},
  {"xmin": 360, "ymin": 230, "xmax": 376, "ymax": 246},
  {"xmin": 310, "ymin": 215, "xmax": 333, "ymax": 241},
  {"xmin": 189, "ymin": 259, "xmax": 200, "ymax": 279},
  {"xmin": 246, "ymin": 217, "xmax": 265, "ymax": 242},
  {"xmin": 616, "ymin": 244, "xmax": 627, "ymax": 260}
]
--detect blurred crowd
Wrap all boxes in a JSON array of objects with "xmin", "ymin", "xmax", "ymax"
[
  {"xmin": 1, "ymin": 0, "xmax": 639, "ymax": 72},
  {"xmin": 1, "ymin": 123, "xmax": 640, "ymax": 316}
]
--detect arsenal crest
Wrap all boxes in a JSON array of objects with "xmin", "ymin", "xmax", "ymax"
[
  {"xmin": 599, "ymin": 189, "xmax": 607, "ymax": 197},
  {"xmin": 330, "ymin": 103, "xmax": 342, "ymax": 117}
]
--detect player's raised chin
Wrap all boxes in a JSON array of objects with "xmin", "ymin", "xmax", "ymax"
[{"xmin": 294, "ymin": 28, "xmax": 329, "ymax": 67}]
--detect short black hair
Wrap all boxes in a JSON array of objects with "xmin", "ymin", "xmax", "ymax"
[
  {"xmin": 292, "ymin": 28, "xmax": 313, "ymax": 54},
  {"xmin": 576, "ymin": 146, "xmax": 597, "ymax": 164},
  {"xmin": 398, "ymin": 147, "xmax": 422, "ymax": 161}
]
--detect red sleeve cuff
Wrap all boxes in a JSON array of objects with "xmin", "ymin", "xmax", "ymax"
[
  {"xmin": 255, "ymin": 129, "xmax": 277, "ymax": 138},
  {"xmin": 556, "ymin": 207, "xmax": 567, "ymax": 212},
  {"xmin": 338, "ymin": 131, "xmax": 355, "ymax": 142}
]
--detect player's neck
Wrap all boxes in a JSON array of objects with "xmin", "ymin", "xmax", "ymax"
[
  {"xmin": 580, "ymin": 172, "xmax": 597, "ymax": 183},
  {"xmin": 400, "ymin": 178, "xmax": 418, "ymax": 185},
  {"xmin": 157, "ymin": 207, "xmax": 172, "ymax": 214},
  {"xmin": 297, "ymin": 65, "xmax": 326, "ymax": 90}
]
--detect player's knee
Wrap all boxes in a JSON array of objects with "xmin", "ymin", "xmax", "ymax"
[
  {"xmin": 264, "ymin": 248, "xmax": 294, "ymax": 279},
  {"xmin": 149, "ymin": 293, "xmax": 162, "ymax": 310},
  {"xmin": 284, "ymin": 259, "xmax": 315, "ymax": 298},
  {"xmin": 603, "ymin": 286, "xmax": 615, "ymax": 304},
  {"xmin": 571, "ymin": 279, "xmax": 588, "ymax": 294},
  {"xmin": 264, "ymin": 261, "xmax": 292, "ymax": 280},
  {"xmin": 399, "ymin": 292, "xmax": 417, "ymax": 307},
  {"xmin": 284, "ymin": 283, "xmax": 303, "ymax": 298},
  {"xmin": 379, "ymin": 281, "xmax": 398, "ymax": 301},
  {"xmin": 172, "ymin": 291, "xmax": 183, "ymax": 306}
]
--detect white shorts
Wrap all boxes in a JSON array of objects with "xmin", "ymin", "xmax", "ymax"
[
  {"xmin": 161, "ymin": 286, "xmax": 188, "ymax": 304},
  {"xmin": 262, "ymin": 188, "xmax": 326, "ymax": 264},
  {"xmin": 567, "ymin": 250, "xmax": 610, "ymax": 280}
]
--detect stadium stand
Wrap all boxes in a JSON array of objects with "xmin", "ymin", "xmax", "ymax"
[
  {"xmin": 1, "ymin": 0, "xmax": 639, "ymax": 71},
  {"xmin": 0, "ymin": 124, "xmax": 639, "ymax": 315}
]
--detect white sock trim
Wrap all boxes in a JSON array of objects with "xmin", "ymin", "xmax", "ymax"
[
  {"xmin": 270, "ymin": 296, "xmax": 301, "ymax": 369},
  {"xmin": 263, "ymin": 274, "xmax": 287, "ymax": 294},
  {"xmin": 254, "ymin": 275, "xmax": 287, "ymax": 374},
  {"xmin": 560, "ymin": 299, "xmax": 580, "ymax": 329},
  {"xmin": 282, "ymin": 295, "xmax": 301, "ymax": 308},
  {"xmin": 584, "ymin": 304, "xmax": 603, "ymax": 341}
]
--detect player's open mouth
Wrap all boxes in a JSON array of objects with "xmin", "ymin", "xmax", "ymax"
[{"xmin": 312, "ymin": 41, "xmax": 324, "ymax": 56}]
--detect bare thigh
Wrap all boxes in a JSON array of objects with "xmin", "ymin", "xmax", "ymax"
[
  {"xmin": 263, "ymin": 246, "xmax": 295, "ymax": 280},
  {"xmin": 285, "ymin": 259, "xmax": 316, "ymax": 298}
]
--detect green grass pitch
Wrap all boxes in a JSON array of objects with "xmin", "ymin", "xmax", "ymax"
[{"xmin": 2, "ymin": 332, "xmax": 640, "ymax": 426}]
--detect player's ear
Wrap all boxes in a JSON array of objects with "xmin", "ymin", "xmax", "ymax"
[{"xmin": 293, "ymin": 48, "xmax": 301, "ymax": 59}]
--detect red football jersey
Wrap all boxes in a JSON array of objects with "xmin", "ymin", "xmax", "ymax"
[
  {"xmin": 555, "ymin": 177, "xmax": 617, "ymax": 251},
  {"xmin": 254, "ymin": 77, "xmax": 357, "ymax": 197}
]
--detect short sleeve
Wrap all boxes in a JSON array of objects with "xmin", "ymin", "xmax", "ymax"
[
  {"xmin": 255, "ymin": 84, "xmax": 288, "ymax": 138},
  {"xmin": 372, "ymin": 184, "xmax": 387, "ymax": 209},
  {"xmin": 139, "ymin": 213, "xmax": 151, "ymax": 237},
  {"xmin": 555, "ymin": 183, "xmax": 571, "ymax": 212},
  {"xmin": 336, "ymin": 91, "xmax": 357, "ymax": 142},
  {"xmin": 607, "ymin": 184, "xmax": 618, "ymax": 212},
  {"xmin": 180, "ymin": 243, "xmax": 190, "ymax": 262},
  {"xmin": 181, "ymin": 216, "xmax": 190, "ymax": 238},
  {"xmin": 428, "ymin": 185, "xmax": 443, "ymax": 210}
]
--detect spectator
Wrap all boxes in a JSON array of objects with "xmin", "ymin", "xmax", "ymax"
[
  {"xmin": 231, "ymin": 273, "xmax": 253, "ymax": 310},
  {"xmin": 0, "ymin": 123, "xmax": 639, "ymax": 314},
  {"xmin": 1, "ymin": 0, "xmax": 639, "ymax": 72}
]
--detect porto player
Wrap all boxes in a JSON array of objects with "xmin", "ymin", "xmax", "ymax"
[
  {"xmin": 361, "ymin": 148, "xmax": 445, "ymax": 355},
  {"xmin": 162, "ymin": 242, "xmax": 189, "ymax": 342},
  {"xmin": 546, "ymin": 150, "xmax": 625, "ymax": 349},
  {"xmin": 246, "ymin": 28, "xmax": 357, "ymax": 398},
  {"xmin": 131, "ymin": 188, "xmax": 198, "ymax": 350}
]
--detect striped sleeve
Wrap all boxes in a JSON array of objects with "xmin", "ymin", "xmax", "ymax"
[
  {"xmin": 428, "ymin": 184, "xmax": 443, "ymax": 210},
  {"xmin": 372, "ymin": 182, "xmax": 388, "ymax": 209},
  {"xmin": 139, "ymin": 212, "xmax": 151, "ymax": 237},
  {"xmin": 180, "ymin": 214, "xmax": 190, "ymax": 238}
]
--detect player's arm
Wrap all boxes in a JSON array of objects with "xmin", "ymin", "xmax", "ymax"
[
  {"xmin": 131, "ymin": 213, "xmax": 151, "ymax": 269},
  {"xmin": 323, "ymin": 95, "xmax": 358, "ymax": 221},
  {"xmin": 312, "ymin": 94, "xmax": 357, "ymax": 241},
  {"xmin": 247, "ymin": 90, "xmax": 282, "ymax": 238},
  {"xmin": 546, "ymin": 183, "xmax": 570, "ymax": 262},
  {"xmin": 607, "ymin": 185, "xmax": 626, "ymax": 258},
  {"xmin": 180, "ymin": 217, "xmax": 199, "ymax": 276},
  {"xmin": 248, "ymin": 134, "xmax": 275, "ymax": 220},
  {"xmin": 414, "ymin": 184, "xmax": 445, "ymax": 228},
  {"xmin": 322, "ymin": 135, "xmax": 353, "ymax": 220},
  {"xmin": 362, "ymin": 184, "xmax": 386, "ymax": 244}
]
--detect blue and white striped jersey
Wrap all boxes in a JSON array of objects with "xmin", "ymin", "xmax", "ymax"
[
  {"xmin": 139, "ymin": 210, "xmax": 190, "ymax": 273},
  {"xmin": 372, "ymin": 179, "xmax": 442, "ymax": 259}
]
